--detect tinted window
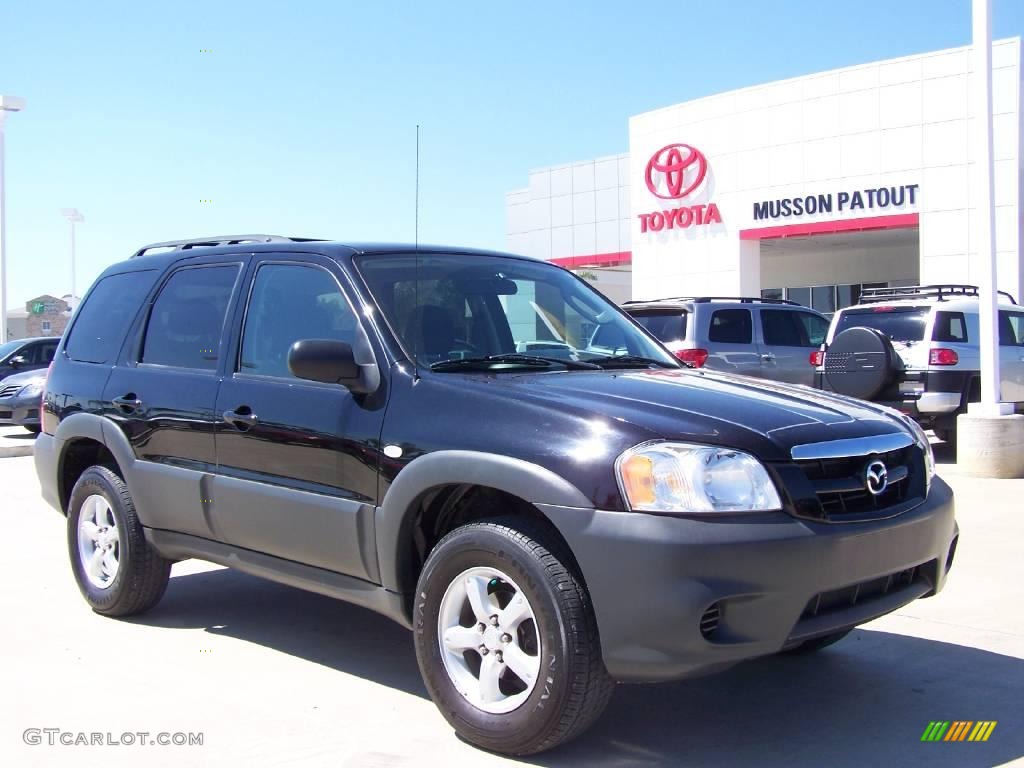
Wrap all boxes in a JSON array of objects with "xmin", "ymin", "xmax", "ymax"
[
  {"xmin": 142, "ymin": 266, "xmax": 238, "ymax": 370},
  {"xmin": 761, "ymin": 310, "xmax": 805, "ymax": 346},
  {"xmin": 999, "ymin": 311, "xmax": 1024, "ymax": 347},
  {"xmin": 833, "ymin": 306, "xmax": 929, "ymax": 342},
  {"xmin": 240, "ymin": 263, "xmax": 358, "ymax": 378},
  {"xmin": 798, "ymin": 312, "xmax": 829, "ymax": 346},
  {"xmin": 630, "ymin": 311, "xmax": 687, "ymax": 343},
  {"xmin": 66, "ymin": 271, "xmax": 157, "ymax": 364},
  {"xmin": 708, "ymin": 309, "xmax": 752, "ymax": 344},
  {"xmin": 933, "ymin": 311, "xmax": 968, "ymax": 343}
]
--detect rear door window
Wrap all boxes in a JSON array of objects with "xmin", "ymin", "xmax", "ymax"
[
  {"xmin": 708, "ymin": 309, "xmax": 752, "ymax": 344},
  {"xmin": 832, "ymin": 306, "xmax": 929, "ymax": 342},
  {"xmin": 141, "ymin": 265, "xmax": 239, "ymax": 370},
  {"xmin": 629, "ymin": 311, "xmax": 687, "ymax": 343},
  {"xmin": 65, "ymin": 271, "xmax": 158, "ymax": 364}
]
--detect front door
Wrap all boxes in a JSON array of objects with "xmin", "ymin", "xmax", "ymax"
[
  {"xmin": 211, "ymin": 255, "xmax": 386, "ymax": 581},
  {"xmin": 103, "ymin": 259, "xmax": 246, "ymax": 537}
]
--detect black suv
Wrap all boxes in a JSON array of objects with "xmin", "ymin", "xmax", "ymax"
[{"xmin": 35, "ymin": 235, "xmax": 958, "ymax": 755}]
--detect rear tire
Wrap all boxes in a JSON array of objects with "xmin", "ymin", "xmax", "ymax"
[
  {"xmin": 67, "ymin": 465, "xmax": 171, "ymax": 617},
  {"xmin": 413, "ymin": 518, "xmax": 614, "ymax": 755},
  {"xmin": 784, "ymin": 629, "xmax": 852, "ymax": 654}
]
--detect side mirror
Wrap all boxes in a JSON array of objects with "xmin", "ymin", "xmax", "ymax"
[
  {"xmin": 288, "ymin": 339, "xmax": 376, "ymax": 393},
  {"xmin": 9, "ymin": 355, "xmax": 26, "ymax": 368}
]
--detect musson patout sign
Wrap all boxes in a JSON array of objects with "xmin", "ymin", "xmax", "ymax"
[{"xmin": 638, "ymin": 143, "xmax": 722, "ymax": 232}]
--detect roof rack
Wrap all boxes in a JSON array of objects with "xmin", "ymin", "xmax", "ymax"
[
  {"xmin": 623, "ymin": 296, "xmax": 799, "ymax": 306},
  {"xmin": 131, "ymin": 234, "xmax": 320, "ymax": 259},
  {"xmin": 858, "ymin": 284, "xmax": 1017, "ymax": 305}
]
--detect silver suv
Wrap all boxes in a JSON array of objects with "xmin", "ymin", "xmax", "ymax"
[
  {"xmin": 814, "ymin": 284, "xmax": 1024, "ymax": 444},
  {"xmin": 605, "ymin": 297, "xmax": 831, "ymax": 386}
]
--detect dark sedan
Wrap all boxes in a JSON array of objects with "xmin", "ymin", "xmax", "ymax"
[{"xmin": 0, "ymin": 368, "xmax": 46, "ymax": 433}]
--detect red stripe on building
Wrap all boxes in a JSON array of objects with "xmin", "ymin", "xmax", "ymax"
[
  {"xmin": 549, "ymin": 251, "xmax": 633, "ymax": 268},
  {"xmin": 739, "ymin": 213, "xmax": 919, "ymax": 240}
]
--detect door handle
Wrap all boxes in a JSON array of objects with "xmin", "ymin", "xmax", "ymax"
[
  {"xmin": 222, "ymin": 406, "xmax": 258, "ymax": 431},
  {"xmin": 111, "ymin": 394, "xmax": 142, "ymax": 414},
  {"xmin": 761, "ymin": 353, "xmax": 776, "ymax": 362}
]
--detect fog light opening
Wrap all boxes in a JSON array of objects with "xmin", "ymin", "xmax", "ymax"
[
  {"xmin": 700, "ymin": 602, "xmax": 722, "ymax": 639},
  {"xmin": 945, "ymin": 535, "xmax": 958, "ymax": 573}
]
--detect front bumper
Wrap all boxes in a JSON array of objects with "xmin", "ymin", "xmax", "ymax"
[
  {"xmin": 0, "ymin": 394, "xmax": 42, "ymax": 426},
  {"xmin": 539, "ymin": 477, "xmax": 957, "ymax": 683}
]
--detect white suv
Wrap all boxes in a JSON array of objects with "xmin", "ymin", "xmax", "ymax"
[{"xmin": 814, "ymin": 284, "xmax": 1024, "ymax": 444}]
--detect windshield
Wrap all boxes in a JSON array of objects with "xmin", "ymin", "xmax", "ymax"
[
  {"xmin": 0, "ymin": 340, "xmax": 24, "ymax": 361},
  {"xmin": 833, "ymin": 306, "xmax": 929, "ymax": 342},
  {"xmin": 355, "ymin": 253, "xmax": 678, "ymax": 370}
]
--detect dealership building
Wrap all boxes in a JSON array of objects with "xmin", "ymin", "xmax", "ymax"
[{"xmin": 506, "ymin": 38, "xmax": 1023, "ymax": 311}]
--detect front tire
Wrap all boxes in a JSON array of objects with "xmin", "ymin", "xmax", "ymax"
[
  {"xmin": 67, "ymin": 465, "xmax": 171, "ymax": 617},
  {"xmin": 413, "ymin": 518, "xmax": 613, "ymax": 755}
]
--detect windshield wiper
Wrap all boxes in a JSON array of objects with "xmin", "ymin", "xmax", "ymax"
[
  {"xmin": 430, "ymin": 353, "xmax": 600, "ymax": 372},
  {"xmin": 588, "ymin": 354, "xmax": 679, "ymax": 369}
]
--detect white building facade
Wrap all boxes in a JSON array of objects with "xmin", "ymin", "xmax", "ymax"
[{"xmin": 507, "ymin": 38, "xmax": 1023, "ymax": 312}]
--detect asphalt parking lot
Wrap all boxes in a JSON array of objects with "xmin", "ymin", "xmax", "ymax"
[{"xmin": 1, "ymin": 436, "xmax": 1022, "ymax": 767}]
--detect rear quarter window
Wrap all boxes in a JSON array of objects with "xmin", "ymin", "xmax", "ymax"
[{"xmin": 65, "ymin": 271, "xmax": 158, "ymax": 364}]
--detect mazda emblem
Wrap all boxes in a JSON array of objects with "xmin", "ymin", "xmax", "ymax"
[{"xmin": 865, "ymin": 460, "xmax": 888, "ymax": 496}]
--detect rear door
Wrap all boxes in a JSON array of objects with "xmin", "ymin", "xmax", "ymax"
[
  {"xmin": 210, "ymin": 254, "xmax": 386, "ymax": 581},
  {"xmin": 102, "ymin": 257, "xmax": 247, "ymax": 537},
  {"xmin": 758, "ymin": 309, "xmax": 827, "ymax": 385},
  {"xmin": 704, "ymin": 307, "xmax": 760, "ymax": 376},
  {"xmin": 998, "ymin": 309, "xmax": 1024, "ymax": 402}
]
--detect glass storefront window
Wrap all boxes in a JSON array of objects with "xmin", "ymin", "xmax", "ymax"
[
  {"xmin": 811, "ymin": 285, "xmax": 836, "ymax": 314},
  {"xmin": 786, "ymin": 287, "xmax": 810, "ymax": 307},
  {"xmin": 837, "ymin": 284, "xmax": 861, "ymax": 309}
]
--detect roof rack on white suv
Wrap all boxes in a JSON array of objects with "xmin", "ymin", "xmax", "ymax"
[
  {"xmin": 624, "ymin": 296, "xmax": 800, "ymax": 306},
  {"xmin": 859, "ymin": 284, "xmax": 1017, "ymax": 305}
]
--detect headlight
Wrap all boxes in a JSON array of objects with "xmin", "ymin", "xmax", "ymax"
[
  {"xmin": 616, "ymin": 442, "xmax": 782, "ymax": 513},
  {"xmin": 17, "ymin": 382, "xmax": 43, "ymax": 399},
  {"xmin": 879, "ymin": 407, "xmax": 935, "ymax": 493}
]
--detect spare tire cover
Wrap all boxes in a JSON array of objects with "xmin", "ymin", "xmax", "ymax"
[{"xmin": 824, "ymin": 326, "xmax": 899, "ymax": 400}]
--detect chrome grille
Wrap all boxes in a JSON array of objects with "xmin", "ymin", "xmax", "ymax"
[
  {"xmin": 789, "ymin": 433, "xmax": 924, "ymax": 521},
  {"xmin": 0, "ymin": 385, "xmax": 20, "ymax": 398}
]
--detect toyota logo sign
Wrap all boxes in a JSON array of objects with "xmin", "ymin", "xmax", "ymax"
[
  {"xmin": 638, "ymin": 142, "xmax": 722, "ymax": 233},
  {"xmin": 645, "ymin": 143, "xmax": 708, "ymax": 199},
  {"xmin": 865, "ymin": 460, "xmax": 889, "ymax": 496}
]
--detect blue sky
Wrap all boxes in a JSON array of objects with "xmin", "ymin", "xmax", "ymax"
[{"xmin": 1, "ymin": 0, "xmax": 1021, "ymax": 304}]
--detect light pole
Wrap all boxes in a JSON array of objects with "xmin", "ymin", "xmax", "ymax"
[
  {"xmin": 60, "ymin": 208, "xmax": 84, "ymax": 299},
  {"xmin": 0, "ymin": 95, "xmax": 26, "ymax": 342}
]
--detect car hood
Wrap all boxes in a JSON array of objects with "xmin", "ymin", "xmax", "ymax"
[
  {"xmin": 442, "ymin": 367, "xmax": 909, "ymax": 463},
  {"xmin": 0, "ymin": 368, "xmax": 45, "ymax": 388}
]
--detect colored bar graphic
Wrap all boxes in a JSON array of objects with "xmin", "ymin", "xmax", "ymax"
[{"xmin": 921, "ymin": 721, "xmax": 996, "ymax": 742}]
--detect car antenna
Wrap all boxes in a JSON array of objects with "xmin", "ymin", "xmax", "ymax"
[{"xmin": 413, "ymin": 123, "xmax": 421, "ymax": 381}]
